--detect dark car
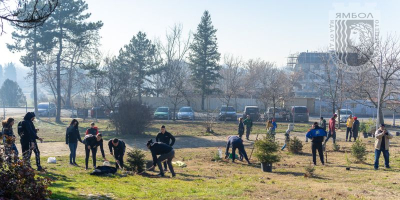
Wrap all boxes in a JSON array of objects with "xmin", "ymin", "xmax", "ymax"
[
  {"xmin": 91, "ymin": 106, "xmax": 109, "ymax": 118},
  {"xmin": 243, "ymin": 106, "xmax": 260, "ymax": 121},
  {"xmin": 218, "ymin": 106, "xmax": 237, "ymax": 121},
  {"xmin": 36, "ymin": 102, "xmax": 56, "ymax": 117},
  {"xmin": 289, "ymin": 106, "xmax": 309, "ymax": 122},
  {"xmin": 154, "ymin": 107, "xmax": 171, "ymax": 120}
]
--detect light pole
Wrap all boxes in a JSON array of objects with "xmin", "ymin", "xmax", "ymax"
[{"xmin": 376, "ymin": 54, "xmax": 383, "ymax": 129}]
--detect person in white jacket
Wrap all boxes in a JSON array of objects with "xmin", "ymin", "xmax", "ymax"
[{"xmin": 374, "ymin": 124, "xmax": 393, "ymax": 170}]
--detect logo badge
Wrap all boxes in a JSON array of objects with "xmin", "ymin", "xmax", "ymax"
[{"xmin": 329, "ymin": 3, "xmax": 380, "ymax": 72}]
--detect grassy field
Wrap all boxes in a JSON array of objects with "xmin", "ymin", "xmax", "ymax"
[
  {"xmin": 38, "ymin": 137, "xmax": 400, "ymax": 200},
  {"xmin": 11, "ymin": 118, "xmax": 400, "ymax": 199}
]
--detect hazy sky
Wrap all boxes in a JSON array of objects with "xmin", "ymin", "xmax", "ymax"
[{"xmin": 1, "ymin": 0, "xmax": 400, "ymax": 68}]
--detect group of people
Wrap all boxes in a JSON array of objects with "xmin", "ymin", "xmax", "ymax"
[
  {"xmin": 0, "ymin": 112, "xmax": 44, "ymax": 170},
  {"xmin": 232, "ymin": 112, "xmax": 394, "ymax": 170},
  {"xmin": 65, "ymin": 120, "xmax": 126, "ymax": 171}
]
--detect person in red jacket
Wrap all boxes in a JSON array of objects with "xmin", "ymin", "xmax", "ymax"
[
  {"xmin": 324, "ymin": 114, "xmax": 337, "ymax": 145},
  {"xmin": 86, "ymin": 122, "xmax": 99, "ymax": 135}
]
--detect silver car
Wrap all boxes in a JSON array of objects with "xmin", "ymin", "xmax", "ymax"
[{"xmin": 177, "ymin": 107, "xmax": 195, "ymax": 120}]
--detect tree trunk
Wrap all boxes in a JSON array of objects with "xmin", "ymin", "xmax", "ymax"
[
  {"xmin": 33, "ymin": 27, "xmax": 38, "ymax": 116},
  {"xmin": 378, "ymin": 106, "xmax": 384, "ymax": 125},
  {"xmin": 56, "ymin": 26, "xmax": 63, "ymax": 123},
  {"xmin": 66, "ymin": 65, "xmax": 74, "ymax": 109},
  {"xmin": 201, "ymin": 92, "xmax": 205, "ymax": 111}
]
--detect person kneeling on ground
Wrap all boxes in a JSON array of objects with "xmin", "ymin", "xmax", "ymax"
[
  {"xmin": 108, "ymin": 138, "xmax": 126, "ymax": 170},
  {"xmin": 156, "ymin": 125, "xmax": 175, "ymax": 172},
  {"xmin": 306, "ymin": 122, "xmax": 327, "ymax": 166},
  {"xmin": 374, "ymin": 124, "xmax": 393, "ymax": 170},
  {"xmin": 146, "ymin": 139, "xmax": 176, "ymax": 177},
  {"xmin": 225, "ymin": 135, "xmax": 251, "ymax": 164},
  {"xmin": 83, "ymin": 133, "xmax": 107, "ymax": 170}
]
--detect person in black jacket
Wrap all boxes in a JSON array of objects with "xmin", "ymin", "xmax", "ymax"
[
  {"xmin": 155, "ymin": 125, "xmax": 175, "ymax": 171},
  {"xmin": 146, "ymin": 139, "xmax": 176, "ymax": 177},
  {"xmin": 306, "ymin": 122, "xmax": 327, "ymax": 166},
  {"xmin": 108, "ymin": 138, "xmax": 126, "ymax": 169},
  {"xmin": 66, "ymin": 119, "xmax": 82, "ymax": 166},
  {"xmin": 238, "ymin": 118, "xmax": 244, "ymax": 138},
  {"xmin": 2, "ymin": 118, "xmax": 18, "ymax": 162},
  {"xmin": 20, "ymin": 112, "xmax": 43, "ymax": 170},
  {"xmin": 225, "ymin": 135, "xmax": 250, "ymax": 164},
  {"xmin": 83, "ymin": 133, "xmax": 107, "ymax": 170}
]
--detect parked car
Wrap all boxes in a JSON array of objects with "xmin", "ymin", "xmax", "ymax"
[
  {"xmin": 36, "ymin": 102, "xmax": 56, "ymax": 117},
  {"xmin": 154, "ymin": 107, "xmax": 171, "ymax": 120},
  {"xmin": 265, "ymin": 107, "xmax": 288, "ymax": 121},
  {"xmin": 339, "ymin": 109, "xmax": 353, "ymax": 123},
  {"xmin": 177, "ymin": 107, "xmax": 195, "ymax": 120},
  {"xmin": 91, "ymin": 106, "xmax": 109, "ymax": 118},
  {"xmin": 289, "ymin": 106, "xmax": 309, "ymax": 122},
  {"xmin": 218, "ymin": 106, "xmax": 237, "ymax": 121},
  {"xmin": 242, "ymin": 106, "xmax": 260, "ymax": 121}
]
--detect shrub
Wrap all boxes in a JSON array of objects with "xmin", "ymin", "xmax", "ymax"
[
  {"xmin": 111, "ymin": 100, "xmax": 153, "ymax": 135},
  {"xmin": 288, "ymin": 136, "xmax": 303, "ymax": 154},
  {"xmin": 126, "ymin": 148, "xmax": 146, "ymax": 173},
  {"xmin": 254, "ymin": 137, "xmax": 280, "ymax": 164},
  {"xmin": 351, "ymin": 140, "xmax": 367, "ymax": 162},
  {"xmin": 211, "ymin": 151, "xmax": 222, "ymax": 162},
  {"xmin": 0, "ymin": 148, "xmax": 52, "ymax": 199},
  {"xmin": 333, "ymin": 143, "xmax": 341, "ymax": 151},
  {"xmin": 360, "ymin": 122, "xmax": 367, "ymax": 133}
]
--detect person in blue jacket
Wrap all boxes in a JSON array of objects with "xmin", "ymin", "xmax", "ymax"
[
  {"xmin": 225, "ymin": 135, "xmax": 251, "ymax": 164},
  {"xmin": 306, "ymin": 122, "xmax": 327, "ymax": 166}
]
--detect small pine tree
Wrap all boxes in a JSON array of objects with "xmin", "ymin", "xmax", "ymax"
[
  {"xmin": 288, "ymin": 136, "xmax": 303, "ymax": 154},
  {"xmin": 351, "ymin": 140, "xmax": 367, "ymax": 162},
  {"xmin": 126, "ymin": 148, "xmax": 146, "ymax": 173}
]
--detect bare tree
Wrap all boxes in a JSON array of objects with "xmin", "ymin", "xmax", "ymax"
[
  {"xmin": 0, "ymin": 0, "xmax": 58, "ymax": 34},
  {"xmin": 309, "ymin": 52, "xmax": 346, "ymax": 127},
  {"xmin": 158, "ymin": 24, "xmax": 192, "ymax": 120},
  {"xmin": 348, "ymin": 35, "xmax": 400, "ymax": 124},
  {"xmin": 218, "ymin": 54, "xmax": 244, "ymax": 114}
]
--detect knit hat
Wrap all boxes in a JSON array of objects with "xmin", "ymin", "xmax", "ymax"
[{"xmin": 353, "ymin": 116, "xmax": 357, "ymax": 120}]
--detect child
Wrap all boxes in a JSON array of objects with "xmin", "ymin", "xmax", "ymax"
[
  {"xmin": 238, "ymin": 118, "xmax": 244, "ymax": 138},
  {"xmin": 281, "ymin": 124, "xmax": 291, "ymax": 150}
]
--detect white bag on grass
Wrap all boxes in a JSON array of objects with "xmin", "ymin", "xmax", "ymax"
[
  {"xmin": 47, "ymin": 157, "xmax": 56, "ymax": 164},
  {"xmin": 103, "ymin": 161, "xmax": 111, "ymax": 166}
]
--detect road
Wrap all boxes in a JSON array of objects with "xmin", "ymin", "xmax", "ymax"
[{"xmin": 0, "ymin": 107, "xmax": 74, "ymax": 118}]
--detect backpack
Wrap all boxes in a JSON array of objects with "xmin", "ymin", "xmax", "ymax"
[{"xmin": 17, "ymin": 121, "xmax": 25, "ymax": 137}]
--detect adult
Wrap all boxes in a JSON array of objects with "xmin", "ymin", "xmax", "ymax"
[
  {"xmin": 243, "ymin": 115, "xmax": 253, "ymax": 140},
  {"xmin": 319, "ymin": 117, "xmax": 327, "ymax": 131},
  {"xmin": 156, "ymin": 125, "xmax": 175, "ymax": 171},
  {"xmin": 374, "ymin": 124, "xmax": 393, "ymax": 170},
  {"xmin": 83, "ymin": 133, "xmax": 107, "ymax": 170},
  {"xmin": 306, "ymin": 122, "xmax": 327, "ymax": 166},
  {"xmin": 352, "ymin": 117, "xmax": 360, "ymax": 141},
  {"xmin": 2, "ymin": 118, "xmax": 18, "ymax": 161},
  {"xmin": 238, "ymin": 117, "xmax": 244, "ymax": 139},
  {"xmin": 86, "ymin": 122, "xmax": 99, "ymax": 135},
  {"xmin": 324, "ymin": 114, "xmax": 337, "ymax": 145},
  {"xmin": 346, "ymin": 115, "xmax": 354, "ymax": 142},
  {"xmin": 225, "ymin": 135, "xmax": 250, "ymax": 164},
  {"xmin": 19, "ymin": 112, "xmax": 43, "ymax": 171},
  {"xmin": 66, "ymin": 119, "xmax": 82, "ymax": 165},
  {"xmin": 108, "ymin": 138, "xmax": 126, "ymax": 169},
  {"xmin": 146, "ymin": 139, "xmax": 176, "ymax": 177}
]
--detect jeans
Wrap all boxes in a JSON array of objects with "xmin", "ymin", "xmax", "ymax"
[
  {"xmin": 246, "ymin": 128, "xmax": 251, "ymax": 139},
  {"xmin": 231, "ymin": 141, "xmax": 249, "ymax": 163},
  {"xmin": 114, "ymin": 152, "xmax": 124, "ymax": 169},
  {"xmin": 68, "ymin": 143, "xmax": 78, "ymax": 163},
  {"xmin": 85, "ymin": 145, "xmax": 98, "ymax": 169},
  {"xmin": 312, "ymin": 142, "xmax": 324, "ymax": 165},
  {"xmin": 32, "ymin": 141, "xmax": 41, "ymax": 168},
  {"xmin": 324, "ymin": 130, "xmax": 336, "ymax": 144},
  {"xmin": 346, "ymin": 127, "xmax": 352, "ymax": 141},
  {"xmin": 156, "ymin": 149, "xmax": 176, "ymax": 176},
  {"xmin": 374, "ymin": 149, "xmax": 390, "ymax": 169}
]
